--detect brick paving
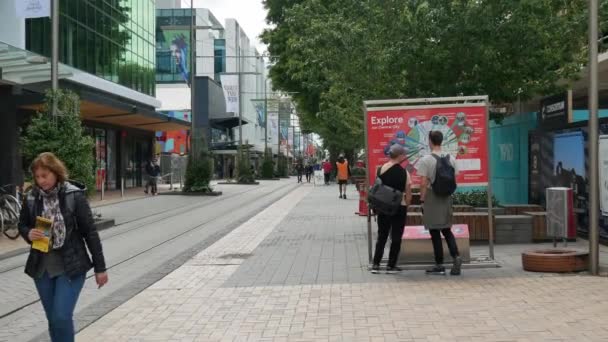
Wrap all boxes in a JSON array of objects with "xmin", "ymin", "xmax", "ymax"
[{"xmin": 78, "ymin": 184, "xmax": 608, "ymax": 341}]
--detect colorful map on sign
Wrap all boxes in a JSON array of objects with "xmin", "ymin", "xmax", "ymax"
[{"xmin": 366, "ymin": 106, "xmax": 489, "ymax": 187}]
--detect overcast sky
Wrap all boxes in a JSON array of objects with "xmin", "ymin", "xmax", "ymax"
[{"xmin": 183, "ymin": 0, "xmax": 269, "ymax": 52}]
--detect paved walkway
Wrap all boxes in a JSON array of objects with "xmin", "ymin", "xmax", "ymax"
[{"xmin": 77, "ymin": 184, "xmax": 608, "ymax": 341}]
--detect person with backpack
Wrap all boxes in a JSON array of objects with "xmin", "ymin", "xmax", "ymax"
[
  {"xmin": 19, "ymin": 152, "xmax": 108, "ymax": 342},
  {"xmin": 416, "ymin": 131, "xmax": 462, "ymax": 276},
  {"xmin": 370, "ymin": 144, "xmax": 412, "ymax": 274}
]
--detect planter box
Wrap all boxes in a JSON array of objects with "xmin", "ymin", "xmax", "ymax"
[
  {"xmin": 494, "ymin": 215, "xmax": 533, "ymax": 244},
  {"xmin": 499, "ymin": 204, "xmax": 544, "ymax": 215},
  {"xmin": 473, "ymin": 207, "xmax": 507, "ymax": 216}
]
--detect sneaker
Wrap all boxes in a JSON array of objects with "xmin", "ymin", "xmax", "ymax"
[
  {"xmin": 343, "ymin": 194, "xmax": 347, "ymax": 199},
  {"xmin": 339, "ymin": 194, "xmax": 343, "ymax": 199},
  {"xmin": 144, "ymin": 190, "xmax": 148, "ymax": 194},
  {"xmin": 370, "ymin": 264, "xmax": 380, "ymax": 274},
  {"xmin": 425, "ymin": 265, "xmax": 446, "ymax": 275},
  {"xmin": 450, "ymin": 256, "xmax": 462, "ymax": 276},
  {"xmin": 386, "ymin": 266, "xmax": 402, "ymax": 274}
]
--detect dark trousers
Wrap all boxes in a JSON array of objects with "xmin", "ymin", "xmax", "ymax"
[
  {"xmin": 324, "ymin": 173, "xmax": 330, "ymax": 184},
  {"xmin": 297, "ymin": 173, "xmax": 303, "ymax": 183},
  {"xmin": 373, "ymin": 207, "xmax": 407, "ymax": 267},
  {"xmin": 34, "ymin": 272, "xmax": 86, "ymax": 342},
  {"xmin": 305, "ymin": 173, "xmax": 311, "ymax": 182},
  {"xmin": 429, "ymin": 228, "xmax": 460, "ymax": 265},
  {"xmin": 145, "ymin": 177, "xmax": 158, "ymax": 194}
]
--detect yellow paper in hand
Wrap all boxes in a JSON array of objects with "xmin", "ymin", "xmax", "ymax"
[{"xmin": 32, "ymin": 217, "xmax": 53, "ymax": 253}]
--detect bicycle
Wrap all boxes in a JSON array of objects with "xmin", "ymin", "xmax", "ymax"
[{"xmin": 0, "ymin": 185, "xmax": 21, "ymax": 240}]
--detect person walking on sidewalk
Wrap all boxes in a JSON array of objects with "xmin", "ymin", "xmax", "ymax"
[
  {"xmin": 305, "ymin": 164, "xmax": 313, "ymax": 183},
  {"xmin": 416, "ymin": 131, "xmax": 462, "ymax": 276},
  {"xmin": 19, "ymin": 152, "xmax": 108, "ymax": 342},
  {"xmin": 322, "ymin": 159, "xmax": 332, "ymax": 185},
  {"xmin": 336, "ymin": 154, "xmax": 350, "ymax": 199},
  {"xmin": 295, "ymin": 162, "xmax": 304, "ymax": 183},
  {"xmin": 144, "ymin": 158, "xmax": 161, "ymax": 195},
  {"xmin": 371, "ymin": 145, "xmax": 412, "ymax": 274}
]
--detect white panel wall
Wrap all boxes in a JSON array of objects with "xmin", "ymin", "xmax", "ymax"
[{"xmin": 0, "ymin": 1, "xmax": 26, "ymax": 48}]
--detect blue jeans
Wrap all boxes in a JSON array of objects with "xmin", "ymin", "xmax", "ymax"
[{"xmin": 34, "ymin": 272, "xmax": 86, "ymax": 342}]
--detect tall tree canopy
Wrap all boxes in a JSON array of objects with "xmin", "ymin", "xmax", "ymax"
[{"xmin": 262, "ymin": 0, "xmax": 605, "ymax": 155}]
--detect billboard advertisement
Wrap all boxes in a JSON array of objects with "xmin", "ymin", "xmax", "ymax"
[
  {"xmin": 366, "ymin": 104, "xmax": 489, "ymax": 187},
  {"xmin": 156, "ymin": 29, "xmax": 190, "ymax": 84}
]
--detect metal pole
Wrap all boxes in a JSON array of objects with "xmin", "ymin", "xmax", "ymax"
[
  {"xmin": 101, "ymin": 174, "xmax": 105, "ymax": 201},
  {"xmin": 589, "ymin": 0, "xmax": 600, "ymax": 275},
  {"xmin": 264, "ymin": 78, "xmax": 268, "ymax": 154},
  {"xmin": 190, "ymin": 1, "xmax": 196, "ymax": 160},
  {"xmin": 237, "ymin": 25, "xmax": 243, "ymax": 150},
  {"xmin": 51, "ymin": 0, "xmax": 59, "ymax": 116},
  {"xmin": 485, "ymin": 97, "xmax": 495, "ymax": 260},
  {"xmin": 121, "ymin": 177, "xmax": 124, "ymax": 198},
  {"xmin": 363, "ymin": 103, "xmax": 373, "ymax": 264}
]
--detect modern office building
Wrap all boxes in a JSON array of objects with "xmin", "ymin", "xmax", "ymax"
[
  {"xmin": 0, "ymin": 0, "xmax": 189, "ymax": 191},
  {"xmin": 155, "ymin": 3, "xmax": 270, "ymax": 177}
]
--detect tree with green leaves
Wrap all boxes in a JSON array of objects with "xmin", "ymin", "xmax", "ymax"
[
  {"xmin": 21, "ymin": 90, "xmax": 95, "ymax": 194},
  {"xmin": 236, "ymin": 145, "xmax": 256, "ymax": 183},
  {"xmin": 263, "ymin": 0, "xmax": 606, "ymax": 155},
  {"xmin": 183, "ymin": 135, "xmax": 215, "ymax": 193}
]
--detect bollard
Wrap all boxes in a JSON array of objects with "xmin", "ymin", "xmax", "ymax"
[
  {"xmin": 170, "ymin": 172, "xmax": 173, "ymax": 190},
  {"xmin": 121, "ymin": 177, "xmax": 125, "ymax": 198},
  {"xmin": 100, "ymin": 174, "xmax": 105, "ymax": 201},
  {"xmin": 355, "ymin": 189, "xmax": 368, "ymax": 216}
]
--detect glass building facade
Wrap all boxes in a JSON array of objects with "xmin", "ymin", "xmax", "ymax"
[
  {"xmin": 26, "ymin": 0, "xmax": 156, "ymax": 96},
  {"xmin": 156, "ymin": 8, "xmax": 226, "ymax": 83}
]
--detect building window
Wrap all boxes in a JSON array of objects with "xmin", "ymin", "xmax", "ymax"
[
  {"xmin": 214, "ymin": 39, "xmax": 226, "ymax": 81},
  {"xmin": 25, "ymin": 0, "xmax": 156, "ymax": 96}
]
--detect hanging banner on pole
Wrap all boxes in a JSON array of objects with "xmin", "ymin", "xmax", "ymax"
[
  {"xmin": 365, "ymin": 103, "xmax": 489, "ymax": 187},
  {"xmin": 251, "ymin": 99, "xmax": 266, "ymax": 127},
  {"xmin": 600, "ymin": 135, "xmax": 608, "ymax": 216},
  {"xmin": 220, "ymin": 74, "xmax": 239, "ymax": 115},
  {"xmin": 16, "ymin": 0, "xmax": 50, "ymax": 18},
  {"xmin": 267, "ymin": 99, "xmax": 279, "ymax": 145}
]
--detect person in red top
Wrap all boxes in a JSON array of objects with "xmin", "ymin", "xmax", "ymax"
[{"xmin": 322, "ymin": 159, "xmax": 332, "ymax": 185}]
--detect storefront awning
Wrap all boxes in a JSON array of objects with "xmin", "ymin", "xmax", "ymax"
[{"xmin": 19, "ymin": 99, "xmax": 190, "ymax": 132}]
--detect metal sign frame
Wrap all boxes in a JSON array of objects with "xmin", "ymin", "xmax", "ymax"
[{"xmin": 363, "ymin": 96, "xmax": 495, "ymax": 265}]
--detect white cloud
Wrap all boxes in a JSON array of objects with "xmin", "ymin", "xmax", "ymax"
[{"xmin": 183, "ymin": 0, "xmax": 268, "ymax": 53}]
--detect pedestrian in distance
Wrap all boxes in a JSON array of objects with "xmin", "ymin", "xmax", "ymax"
[
  {"xmin": 322, "ymin": 159, "xmax": 332, "ymax": 185},
  {"xmin": 336, "ymin": 154, "xmax": 351, "ymax": 199},
  {"xmin": 416, "ymin": 131, "xmax": 462, "ymax": 276},
  {"xmin": 19, "ymin": 152, "xmax": 108, "ymax": 342},
  {"xmin": 305, "ymin": 164, "xmax": 313, "ymax": 183},
  {"xmin": 144, "ymin": 158, "xmax": 161, "ymax": 195},
  {"xmin": 296, "ymin": 162, "xmax": 304, "ymax": 183},
  {"xmin": 371, "ymin": 144, "xmax": 412, "ymax": 274}
]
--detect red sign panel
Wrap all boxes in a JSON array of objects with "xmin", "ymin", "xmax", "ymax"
[{"xmin": 366, "ymin": 105, "xmax": 489, "ymax": 187}]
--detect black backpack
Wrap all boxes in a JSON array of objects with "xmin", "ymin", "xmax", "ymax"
[{"xmin": 431, "ymin": 154, "xmax": 456, "ymax": 196}]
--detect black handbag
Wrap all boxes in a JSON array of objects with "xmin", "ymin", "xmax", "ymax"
[{"xmin": 368, "ymin": 168, "xmax": 402, "ymax": 216}]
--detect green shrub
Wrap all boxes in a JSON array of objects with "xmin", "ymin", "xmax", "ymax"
[
  {"xmin": 236, "ymin": 145, "xmax": 255, "ymax": 183},
  {"xmin": 21, "ymin": 90, "xmax": 95, "ymax": 194},
  {"xmin": 452, "ymin": 190, "xmax": 499, "ymax": 207},
  {"xmin": 183, "ymin": 135, "xmax": 214, "ymax": 192},
  {"xmin": 261, "ymin": 149, "xmax": 274, "ymax": 178}
]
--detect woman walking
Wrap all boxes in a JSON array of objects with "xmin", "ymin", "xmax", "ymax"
[
  {"xmin": 371, "ymin": 145, "xmax": 412, "ymax": 274},
  {"xmin": 19, "ymin": 152, "xmax": 108, "ymax": 342}
]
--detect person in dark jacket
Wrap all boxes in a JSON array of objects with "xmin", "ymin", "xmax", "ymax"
[
  {"xmin": 144, "ymin": 158, "xmax": 161, "ymax": 195},
  {"xmin": 295, "ymin": 162, "xmax": 304, "ymax": 183},
  {"xmin": 19, "ymin": 152, "xmax": 108, "ymax": 342}
]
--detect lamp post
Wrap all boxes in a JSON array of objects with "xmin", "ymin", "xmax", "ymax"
[
  {"xmin": 588, "ymin": 0, "xmax": 600, "ymax": 275},
  {"xmin": 51, "ymin": 0, "xmax": 59, "ymax": 117}
]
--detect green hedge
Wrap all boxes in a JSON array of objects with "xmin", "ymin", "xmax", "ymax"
[{"xmin": 452, "ymin": 190, "xmax": 499, "ymax": 207}]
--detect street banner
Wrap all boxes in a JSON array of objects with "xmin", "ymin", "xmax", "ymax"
[
  {"xmin": 251, "ymin": 99, "xmax": 266, "ymax": 127},
  {"xmin": 366, "ymin": 104, "xmax": 489, "ymax": 187},
  {"xmin": 16, "ymin": 0, "xmax": 50, "ymax": 18},
  {"xmin": 220, "ymin": 74, "xmax": 239, "ymax": 115},
  {"xmin": 267, "ymin": 99, "xmax": 279, "ymax": 145},
  {"xmin": 600, "ymin": 136, "xmax": 608, "ymax": 215},
  {"xmin": 279, "ymin": 99, "xmax": 291, "ymax": 153}
]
